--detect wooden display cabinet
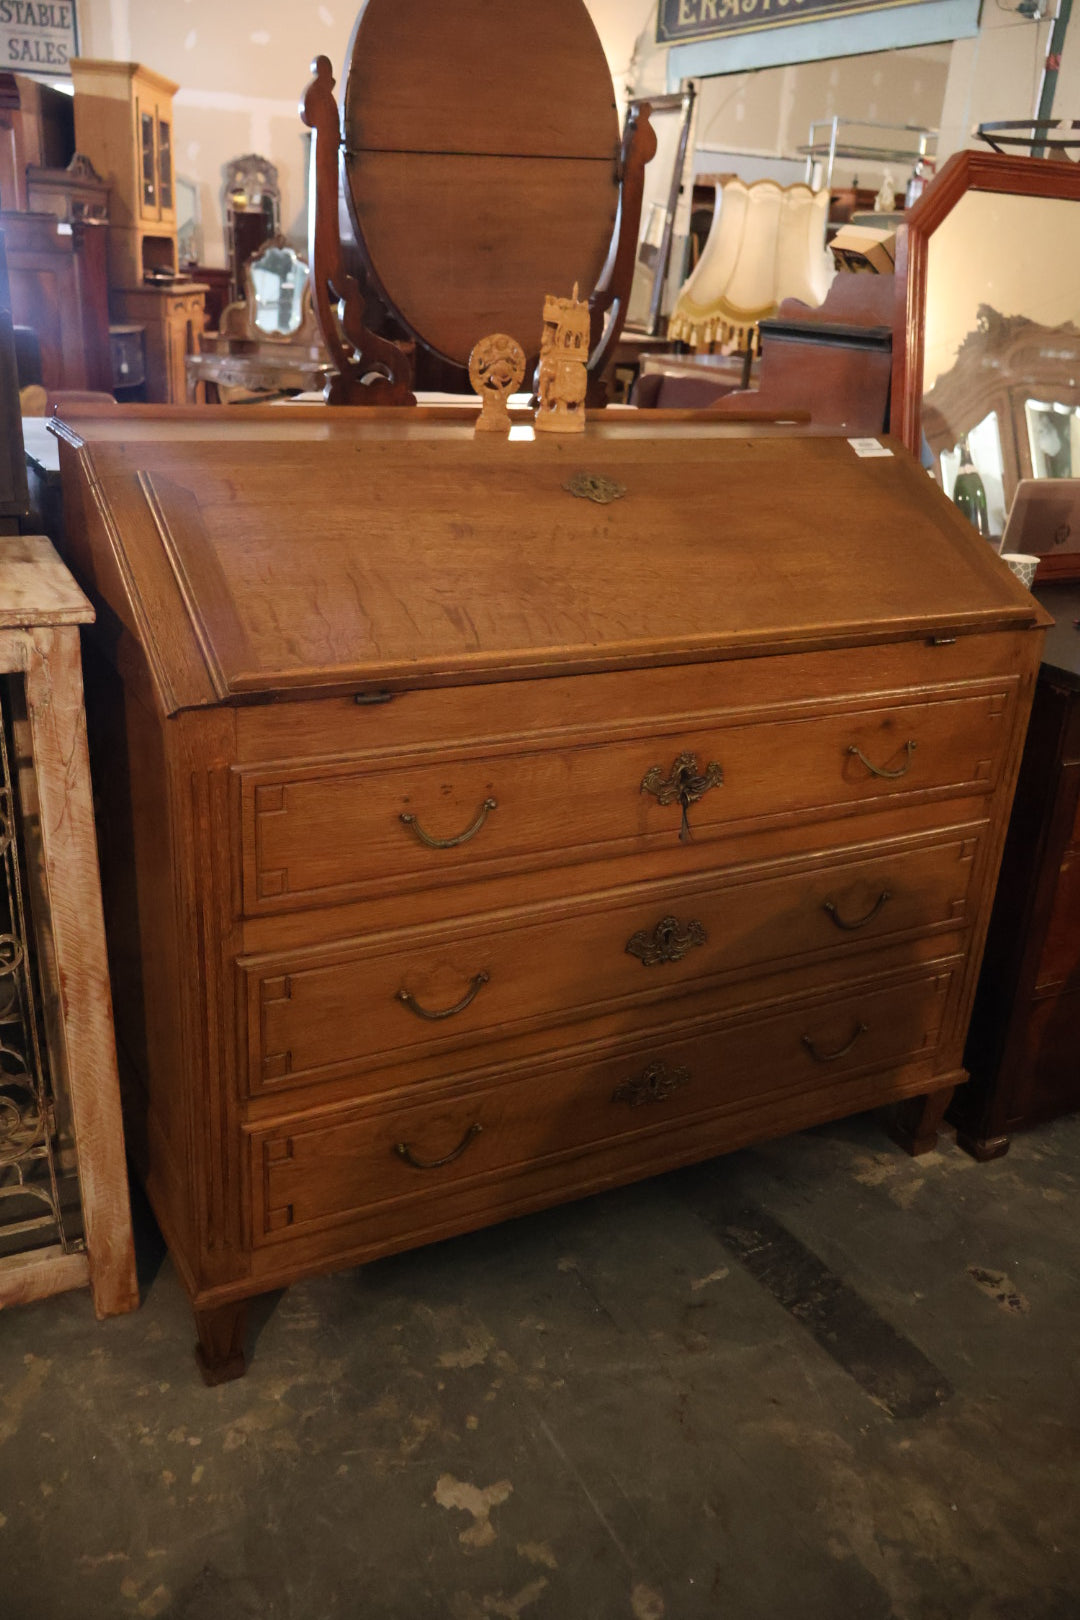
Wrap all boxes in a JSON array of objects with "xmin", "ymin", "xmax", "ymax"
[
  {"xmin": 111, "ymin": 279, "xmax": 207, "ymax": 405},
  {"xmin": 24, "ymin": 155, "xmax": 112, "ymax": 395},
  {"xmin": 71, "ymin": 60, "xmax": 179, "ymax": 287}
]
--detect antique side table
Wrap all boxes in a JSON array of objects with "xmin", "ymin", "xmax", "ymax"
[{"xmin": 0, "ymin": 534, "xmax": 137, "ymax": 1317}]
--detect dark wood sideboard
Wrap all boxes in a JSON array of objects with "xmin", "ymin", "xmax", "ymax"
[
  {"xmin": 956, "ymin": 584, "xmax": 1080, "ymax": 1156},
  {"xmin": 51, "ymin": 406, "xmax": 1046, "ymax": 1381}
]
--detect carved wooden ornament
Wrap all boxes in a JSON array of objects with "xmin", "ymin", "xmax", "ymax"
[
  {"xmin": 469, "ymin": 334, "xmax": 526, "ymax": 434},
  {"xmin": 535, "ymin": 284, "xmax": 590, "ymax": 434}
]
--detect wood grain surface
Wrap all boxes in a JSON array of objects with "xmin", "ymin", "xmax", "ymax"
[
  {"xmin": 0, "ymin": 534, "xmax": 93, "ymax": 627},
  {"xmin": 343, "ymin": 0, "xmax": 618, "ymax": 160},
  {"xmin": 51, "ymin": 407, "xmax": 1047, "ymax": 1378},
  {"xmin": 340, "ymin": 0, "xmax": 620, "ymax": 365},
  {"xmin": 53, "ymin": 413, "xmax": 1047, "ymax": 714},
  {"xmin": 345, "ymin": 152, "xmax": 617, "ymax": 364}
]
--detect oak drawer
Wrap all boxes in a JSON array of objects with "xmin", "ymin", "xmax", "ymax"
[
  {"xmin": 239, "ymin": 827, "xmax": 982, "ymax": 1098},
  {"xmin": 240, "ymin": 685, "xmax": 1013, "ymax": 914},
  {"xmin": 248, "ymin": 961, "xmax": 957, "ymax": 1245}
]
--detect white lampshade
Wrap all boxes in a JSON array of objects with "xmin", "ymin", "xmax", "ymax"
[{"xmin": 670, "ymin": 179, "xmax": 833, "ymax": 350}]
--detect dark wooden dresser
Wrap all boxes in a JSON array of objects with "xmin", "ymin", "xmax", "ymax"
[
  {"xmin": 52, "ymin": 406, "xmax": 1047, "ymax": 1379},
  {"xmin": 956, "ymin": 583, "xmax": 1080, "ymax": 1157}
]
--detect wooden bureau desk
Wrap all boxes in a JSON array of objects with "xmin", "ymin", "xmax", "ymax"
[{"xmin": 51, "ymin": 405, "xmax": 1047, "ymax": 1381}]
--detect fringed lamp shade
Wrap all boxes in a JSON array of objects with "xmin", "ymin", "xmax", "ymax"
[{"xmin": 669, "ymin": 179, "xmax": 833, "ymax": 350}]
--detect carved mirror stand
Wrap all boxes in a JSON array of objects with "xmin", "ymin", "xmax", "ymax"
[{"xmin": 301, "ymin": 0, "xmax": 656, "ymax": 405}]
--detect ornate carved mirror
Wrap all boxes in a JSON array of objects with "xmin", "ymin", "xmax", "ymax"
[
  {"xmin": 302, "ymin": 0, "xmax": 656, "ymax": 404},
  {"xmin": 247, "ymin": 239, "xmax": 311, "ymax": 339},
  {"xmin": 895, "ymin": 150, "xmax": 1080, "ymax": 575},
  {"xmin": 224, "ymin": 154, "xmax": 281, "ymax": 301}
]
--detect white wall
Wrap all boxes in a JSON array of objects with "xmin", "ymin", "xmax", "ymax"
[
  {"xmin": 75, "ymin": 0, "xmax": 353, "ymax": 263},
  {"xmin": 70, "ymin": 0, "xmax": 664, "ymax": 268},
  {"xmin": 64, "ymin": 0, "xmax": 1080, "ymax": 269},
  {"xmin": 617, "ymin": 0, "xmax": 1073, "ymax": 163},
  {"xmin": 694, "ymin": 43, "xmax": 950, "ymax": 184},
  {"xmin": 937, "ymin": 2, "xmax": 1053, "ymax": 160}
]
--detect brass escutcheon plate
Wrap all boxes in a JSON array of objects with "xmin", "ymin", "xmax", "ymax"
[{"xmin": 563, "ymin": 472, "xmax": 627, "ymax": 504}]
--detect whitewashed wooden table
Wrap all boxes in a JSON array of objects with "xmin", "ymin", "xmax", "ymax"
[{"xmin": 0, "ymin": 535, "xmax": 137, "ymax": 1319}]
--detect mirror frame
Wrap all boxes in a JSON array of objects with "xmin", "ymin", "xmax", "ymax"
[
  {"xmin": 624, "ymin": 86, "xmax": 696, "ymax": 338},
  {"xmin": 216, "ymin": 236, "xmax": 320, "ymax": 350},
  {"xmin": 892, "ymin": 149, "xmax": 1080, "ymax": 458},
  {"xmin": 245, "ymin": 239, "xmax": 312, "ymax": 342}
]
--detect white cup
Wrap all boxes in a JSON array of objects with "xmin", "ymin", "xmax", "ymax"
[{"xmin": 1000, "ymin": 552, "xmax": 1039, "ymax": 589}]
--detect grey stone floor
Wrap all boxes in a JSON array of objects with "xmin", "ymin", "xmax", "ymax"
[{"xmin": 1, "ymin": 1111, "xmax": 1078, "ymax": 1620}]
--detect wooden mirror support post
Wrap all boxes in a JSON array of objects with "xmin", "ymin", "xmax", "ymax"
[
  {"xmin": 585, "ymin": 100, "xmax": 658, "ymax": 407},
  {"xmin": 301, "ymin": 55, "xmax": 416, "ymax": 406}
]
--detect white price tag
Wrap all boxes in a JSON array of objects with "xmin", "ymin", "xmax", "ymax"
[{"xmin": 848, "ymin": 438, "xmax": 894, "ymax": 458}]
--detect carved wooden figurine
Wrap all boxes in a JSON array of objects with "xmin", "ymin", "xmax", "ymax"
[
  {"xmin": 535, "ymin": 284, "xmax": 590, "ymax": 434},
  {"xmin": 469, "ymin": 334, "xmax": 526, "ymax": 434}
]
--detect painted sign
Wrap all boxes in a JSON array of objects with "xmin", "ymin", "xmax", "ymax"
[
  {"xmin": 657, "ymin": 0, "xmax": 928, "ymax": 46},
  {"xmin": 0, "ymin": 1, "xmax": 78, "ymax": 73}
]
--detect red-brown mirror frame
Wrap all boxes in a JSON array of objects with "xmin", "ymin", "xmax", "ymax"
[{"xmin": 892, "ymin": 149, "xmax": 1080, "ymax": 457}]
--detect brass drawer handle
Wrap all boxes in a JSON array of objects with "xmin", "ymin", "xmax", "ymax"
[
  {"xmin": 822, "ymin": 890, "xmax": 892, "ymax": 931},
  {"xmin": 641, "ymin": 752, "xmax": 723, "ymax": 844},
  {"xmin": 802, "ymin": 1021, "xmax": 868, "ymax": 1063},
  {"xmin": 847, "ymin": 740, "xmax": 917, "ymax": 780},
  {"xmin": 397, "ymin": 971, "xmax": 489, "ymax": 1021},
  {"xmin": 626, "ymin": 915, "xmax": 707, "ymax": 966},
  {"xmin": 400, "ymin": 796, "xmax": 497, "ymax": 850},
  {"xmin": 613, "ymin": 1060, "xmax": 692, "ymax": 1107},
  {"xmin": 394, "ymin": 1123, "xmax": 483, "ymax": 1169}
]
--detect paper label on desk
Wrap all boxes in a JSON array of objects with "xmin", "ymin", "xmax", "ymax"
[{"xmin": 849, "ymin": 437, "xmax": 894, "ymax": 458}]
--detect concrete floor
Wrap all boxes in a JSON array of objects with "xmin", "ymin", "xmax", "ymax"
[{"xmin": 2, "ymin": 1111, "xmax": 1078, "ymax": 1620}]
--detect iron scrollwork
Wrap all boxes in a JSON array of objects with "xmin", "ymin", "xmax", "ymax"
[
  {"xmin": 626, "ymin": 915, "xmax": 707, "ymax": 967},
  {"xmin": 0, "ymin": 691, "xmax": 77, "ymax": 1259}
]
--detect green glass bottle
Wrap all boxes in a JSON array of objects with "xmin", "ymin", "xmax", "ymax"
[{"xmin": 952, "ymin": 439, "xmax": 990, "ymax": 537}]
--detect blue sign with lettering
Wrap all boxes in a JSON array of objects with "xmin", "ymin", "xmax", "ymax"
[{"xmin": 658, "ymin": 0, "xmax": 927, "ymax": 45}]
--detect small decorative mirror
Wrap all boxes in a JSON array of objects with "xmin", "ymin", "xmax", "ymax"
[{"xmin": 248, "ymin": 239, "xmax": 310, "ymax": 337}]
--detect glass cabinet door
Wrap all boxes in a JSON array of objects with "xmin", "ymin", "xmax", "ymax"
[
  {"xmin": 158, "ymin": 119, "xmax": 173, "ymax": 213},
  {"xmin": 139, "ymin": 106, "xmax": 157, "ymax": 213}
]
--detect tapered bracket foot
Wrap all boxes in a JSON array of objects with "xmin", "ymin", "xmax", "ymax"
[
  {"xmin": 194, "ymin": 1300, "xmax": 248, "ymax": 1385},
  {"xmin": 887, "ymin": 1086, "xmax": 956, "ymax": 1157}
]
